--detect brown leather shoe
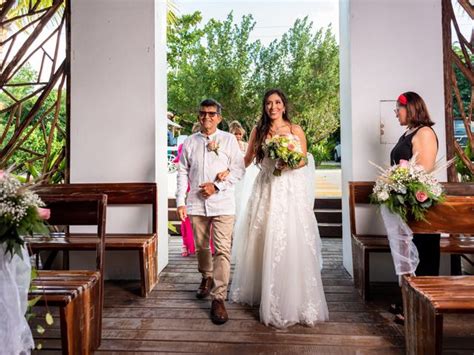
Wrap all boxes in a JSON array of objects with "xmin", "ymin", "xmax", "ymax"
[
  {"xmin": 196, "ymin": 277, "xmax": 213, "ymax": 299},
  {"xmin": 210, "ymin": 299, "xmax": 228, "ymax": 325}
]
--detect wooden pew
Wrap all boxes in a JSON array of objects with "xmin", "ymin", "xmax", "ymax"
[
  {"xmin": 402, "ymin": 196, "xmax": 474, "ymax": 355},
  {"xmin": 28, "ymin": 194, "xmax": 106, "ymax": 354},
  {"xmin": 29, "ymin": 183, "xmax": 158, "ymax": 297},
  {"xmin": 349, "ymin": 181, "xmax": 474, "ymax": 300}
]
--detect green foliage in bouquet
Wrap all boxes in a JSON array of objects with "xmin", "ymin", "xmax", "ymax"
[{"xmin": 0, "ymin": 207, "xmax": 49, "ymax": 259}]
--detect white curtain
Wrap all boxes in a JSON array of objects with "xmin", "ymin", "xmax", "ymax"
[
  {"xmin": 0, "ymin": 246, "xmax": 35, "ymax": 354},
  {"xmin": 380, "ymin": 205, "xmax": 419, "ymax": 278}
]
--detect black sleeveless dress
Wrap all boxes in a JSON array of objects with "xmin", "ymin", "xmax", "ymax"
[{"xmin": 390, "ymin": 126, "xmax": 440, "ymax": 276}]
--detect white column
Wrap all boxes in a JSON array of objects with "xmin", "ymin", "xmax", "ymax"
[
  {"xmin": 70, "ymin": 0, "xmax": 168, "ymax": 278},
  {"xmin": 154, "ymin": 0, "xmax": 169, "ymax": 273},
  {"xmin": 339, "ymin": 0, "xmax": 447, "ymax": 280}
]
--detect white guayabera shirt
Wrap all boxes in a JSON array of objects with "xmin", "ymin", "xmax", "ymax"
[{"xmin": 176, "ymin": 129, "xmax": 246, "ymax": 217}]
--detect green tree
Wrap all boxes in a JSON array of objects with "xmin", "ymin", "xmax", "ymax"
[
  {"xmin": 0, "ymin": 65, "xmax": 66, "ymax": 179},
  {"xmin": 452, "ymin": 45, "xmax": 472, "ymax": 119},
  {"xmin": 167, "ymin": 12, "xmax": 340, "ymax": 160},
  {"xmin": 451, "ymin": 45, "xmax": 473, "ymax": 180},
  {"xmin": 168, "ymin": 12, "xmax": 260, "ymax": 130},
  {"xmin": 252, "ymin": 18, "xmax": 339, "ymax": 157}
]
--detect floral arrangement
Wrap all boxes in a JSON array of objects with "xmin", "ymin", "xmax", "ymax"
[
  {"xmin": 370, "ymin": 156, "xmax": 445, "ymax": 222},
  {"xmin": 0, "ymin": 168, "xmax": 54, "ymax": 350},
  {"xmin": 265, "ymin": 135, "xmax": 306, "ymax": 176},
  {"xmin": 0, "ymin": 169, "xmax": 50, "ymax": 258}
]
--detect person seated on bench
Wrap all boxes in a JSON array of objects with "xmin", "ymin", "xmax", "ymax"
[{"xmin": 389, "ymin": 92, "xmax": 439, "ymax": 323}]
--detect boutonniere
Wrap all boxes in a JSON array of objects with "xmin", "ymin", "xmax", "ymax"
[{"xmin": 207, "ymin": 139, "xmax": 220, "ymax": 155}]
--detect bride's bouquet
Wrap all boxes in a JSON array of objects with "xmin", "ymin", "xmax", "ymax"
[
  {"xmin": 0, "ymin": 169, "xmax": 50, "ymax": 259},
  {"xmin": 370, "ymin": 156, "xmax": 445, "ymax": 222},
  {"xmin": 370, "ymin": 155, "xmax": 447, "ymax": 276},
  {"xmin": 265, "ymin": 135, "xmax": 306, "ymax": 176}
]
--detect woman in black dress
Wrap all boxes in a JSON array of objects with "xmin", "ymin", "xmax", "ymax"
[{"xmin": 390, "ymin": 91, "xmax": 439, "ymax": 322}]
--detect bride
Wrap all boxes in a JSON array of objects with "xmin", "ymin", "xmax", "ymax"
[{"xmin": 227, "ymin": 88, "xmax": 329, "ymax": 328}]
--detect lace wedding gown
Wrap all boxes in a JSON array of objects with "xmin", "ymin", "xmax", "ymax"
[{"xmin": 230, "ymin": 149, "xmax": 329, "ymax": 328}]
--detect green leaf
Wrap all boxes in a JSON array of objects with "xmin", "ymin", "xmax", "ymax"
[
  {"xmin": 45, "ymin": 312, "xmax": 54, "ymax": 325},
  {"xmin": 31, "ymin": 267, "xmax": 38, "ymax": 281},
  {"xmin": 25, "ymin": 162, "xmax": 40, "ymax": 179},
  {"xmin": 420, "ymin": 200, "xmax": 432, "ymax": 209},
  {"xmin": 28, "ymin": 295, "xmax": 42, "ymax": 308},
  {"xmin": 168, "ymin": 222, "xmax": 177, "ymax": 234},
  {"xmin": 36, "ymin": 324, "xmax": 45, "ymax": 335}
]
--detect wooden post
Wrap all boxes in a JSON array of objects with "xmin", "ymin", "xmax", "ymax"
[
  {"xmin": 442, "ymin": 0, "xmax": 457, "ymax": 182},
  {"xmin": 403, "ymin": 276, "xmax": 444, "ymax": 355}
]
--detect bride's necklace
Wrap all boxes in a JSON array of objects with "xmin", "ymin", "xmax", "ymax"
[{"xmin": 269, "ymin": 123, "xmax": 289, "ymax": 137}]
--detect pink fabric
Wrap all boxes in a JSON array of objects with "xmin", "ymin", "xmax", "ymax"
[
  {"xmin": 181, "ymin": 218, "xmax": 215, "ymax": 256},
  {"xmin": 181, "ymin": 217, "xmax": 195, "ymax": 255},
  {"xmin": 173, "ymin": 144, "xmax": 183, "ymax": 164}
]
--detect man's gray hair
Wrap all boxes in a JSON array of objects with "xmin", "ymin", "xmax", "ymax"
[{"xmin": 200, "ymin": 98, "xmax": 222, "ymax": 114}]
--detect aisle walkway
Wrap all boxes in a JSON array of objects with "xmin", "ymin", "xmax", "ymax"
[{"xmin": 39, "ymin": 237, "xmax": 474, "ymax": 353}]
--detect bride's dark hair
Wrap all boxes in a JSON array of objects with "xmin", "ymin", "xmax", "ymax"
[{"xmin": 254, "ymin": 89, "xmax": 292, "ymax": 165}]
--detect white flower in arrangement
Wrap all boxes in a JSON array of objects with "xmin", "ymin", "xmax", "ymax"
[
  {"xmin": 394, "ymin": 184, "xmax": 407, "ymax": 195},
  {"xmin": 0, "ymin": 173, "xmax": 45, "ymax": 225},
  {"xmin": 377, "ymin": 190, "xmax": 390, "ymax": 201}
]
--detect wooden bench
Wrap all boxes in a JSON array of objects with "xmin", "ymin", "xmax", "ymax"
[
  {"xmin": 28, "ymin": 194, "xmax": 106, "ymax": 354},
  {"xmin": 30, "ymin": 183, "xmax": 158, "ymax": 297},
  {"xmin": 402, "ymin": 196, "xmax": 474, "ymax": 355},
  {"xmin": 349, "ymin": 181, "xmax": 474, "ymax": 300},
  {"xmin": 31, "ymin": 271, "xmax": 101, "ymax": 354}
]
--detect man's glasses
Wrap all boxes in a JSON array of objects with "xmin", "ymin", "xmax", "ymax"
[{"xmin": 198, "ymin": 111, "xmax": 218, "ymax": 118}]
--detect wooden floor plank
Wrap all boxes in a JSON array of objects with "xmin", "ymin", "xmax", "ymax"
[{"xmin": 34, "ymin": 237, "xmax": 474, "ymax": 353}]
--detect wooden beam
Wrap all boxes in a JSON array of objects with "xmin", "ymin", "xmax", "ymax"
[
  {"xmin": 451, "ymin": 48, "xmax": 474, "ymax": 85},
  {"xmin": 0, "ymin": 0, "xmax": 15, "ymax": 22},
  {"xmin": 457, "ymin": 0, "xmax": 474, "ymax": 19},
  {"xmin": 442, "ymin": 0, "xmax": 457, "ymax": 181},
  {"xmin": 0, "ymin": 0, "xmax": 63, "ymax": 87},
  {"xmin": 0, "ymin": 61, "xmax": 66, "ymax": 166}
]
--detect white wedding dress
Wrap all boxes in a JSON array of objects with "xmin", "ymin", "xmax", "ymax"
[{"xmin": 230, "ymin": 148, "xmax": 329, "ymax": 328}]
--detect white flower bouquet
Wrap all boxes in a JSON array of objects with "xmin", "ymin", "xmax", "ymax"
[
  {"xmin": 370, "ymin": 157, "xmax": 445, "ymax": 222},
  {"xmin": 0, "ymin": 169, "xmax": 50, "ymax": 258}
]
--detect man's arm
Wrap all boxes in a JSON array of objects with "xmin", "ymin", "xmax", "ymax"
[{"xmin": 214, "ymin": 136, "xmax": 246, "ymax": 192}]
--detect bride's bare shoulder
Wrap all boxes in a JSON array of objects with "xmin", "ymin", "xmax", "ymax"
[
  {"xmin": 249, "ymin": 126, "xmax": 258, "ymax": 137},
  {"xmin": 291, "ymin": 124, "xmax": 305, "ymax": 135}
]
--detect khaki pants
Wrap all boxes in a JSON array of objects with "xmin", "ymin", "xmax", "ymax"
[{"xmin": 189, "ymin": 215, "xmax": 235, "ymax": 300}]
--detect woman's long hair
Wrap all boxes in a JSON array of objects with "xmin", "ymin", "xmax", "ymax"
[
  {"xmin": 401, "ymin": 91, "xmax": 435, "ymax": 128},
  {"xmin": 254, "ymin": 89, "xmax": 291, "ymax": 165}
]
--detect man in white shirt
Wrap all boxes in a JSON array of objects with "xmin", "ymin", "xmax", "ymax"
[{"xmin": 176, "ymin": 99, "xmax": 245, "ymax": 324}]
